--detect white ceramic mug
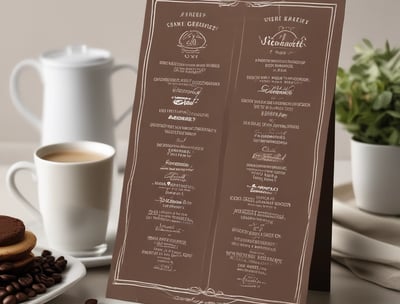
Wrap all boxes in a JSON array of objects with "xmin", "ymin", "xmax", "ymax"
[
  {"xmin": 6, "ymin": 141, "xmax": 115, "ymax": 256},
  {"xmin": 10, "ymin": 45, "xmax": 137, "ymax": 146}
]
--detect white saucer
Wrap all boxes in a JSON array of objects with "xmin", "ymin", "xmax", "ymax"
[
  {"xmin": 27, "ymin": 221, "xmax": 114, "ymax": 268},
  {"xmin": 77, "ymin": 245, "xmax": 113, "ymax": 268}
]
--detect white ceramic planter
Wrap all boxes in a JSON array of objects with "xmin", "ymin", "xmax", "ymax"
[{"xmin": 351, "ymin": 139, "xmax": 400, "ymax": 215}]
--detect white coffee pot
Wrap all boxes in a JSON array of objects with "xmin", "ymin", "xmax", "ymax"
[{"xmin": 10, "ymin": 45, "xmax": 137, "ymax": 147}]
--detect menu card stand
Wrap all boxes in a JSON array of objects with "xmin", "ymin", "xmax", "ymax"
[
  {"xmin": 107, "ymin": 1, "xmax": 345, "ymax": 303},
  {"xmin": 309, "ymin": 105, "xmax": 334, "ymax": 292}
]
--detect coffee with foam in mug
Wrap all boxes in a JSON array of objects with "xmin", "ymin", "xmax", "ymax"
[{"xmin": 43, "ymin": 150, "xmax": 106, "ymax": 163}]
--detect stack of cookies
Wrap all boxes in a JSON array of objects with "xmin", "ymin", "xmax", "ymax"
[
  {"xmin": 0, "ymin": 215, "xmax": 68, "ymax": 303},
  {"xmin": 0, "ymin": 216, "xmax": 37, "ymax": 274}
]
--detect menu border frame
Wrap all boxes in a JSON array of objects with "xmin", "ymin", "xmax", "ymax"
[{"xmin": 109, "ymin": 1, "xmax": 341, "ymax": 304}]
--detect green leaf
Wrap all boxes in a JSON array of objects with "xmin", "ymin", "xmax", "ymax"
[
  {"xmin": 350, "ymin": 64, "xmax": 367, "ymax": 76},
  {"xmin": 352, "ymin": 53, "xmax": 362, "ymax": 61},
  {"xmin": 385, "ymin": 40, "xmax": 391, "ymax": 53},
  {"xmin": 366, "ymin": 64, "xmax": 380, "ymax": 81},
  {"xmin": 386, "ymin": 110, "xmax": 400, "ymax": 119},
  {"xmin": 388, "ymin": 129, "xmax": 400, "ymax": 145},
  {"xmin": 380, "ymin": 65, "xmax": 395, "ymax": 82},
  {"xmin": 365, "ymin": 125, "xmax": 380, "ymax": 137},
  {"xmin": 391, "ymin": 85, "xmax": 400, "ymax": 94},
  {"xmin": 375, "ymin": 112, "xmax": 389, "ymax": 125},
  {"xmin": 363, "ymin": 38, "xmax": 373, "ymax": 49},
  {"xmin": 372, "ymin": 91, "xmax": 392, "ymax": 110},
  {"xmin": 387, "ymin": 52, "xmax": 400, "ymax": 70}
]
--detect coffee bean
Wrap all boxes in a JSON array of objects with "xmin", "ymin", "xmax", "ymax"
[
  {"xmin": 38, "ymin": 275, "xmax": 55, "ymax": 288},
  {"xmin": 0, "ymin": 289, "xmax": 8, "ymax": 301},
  {"xmin": 15, "ymin": 292, "xmax": 28, "ymax": 303},
  {"xmin": 44, "ymin": 268, "xmax": 55, "ymax": 276},
  {"xmin": 0, "ymin": 263, "xmax": 13, "ymax": 274},
  {"xmin": 0, "ymin": 275, "xmax": 16, "ymax": 283},
  {"xmin": 41, "ymin": 250, "xmax": 52, "ymax": 257},
  {"xmin": 41, "ymin": 263, "xmax": 50, "ymax": 270},
  {"xmin": 53, "ymin": 264, "xmax": 63, "ymax": 273},
  {"xmin": 51, "ymin": 273, "xmax": 62, "ymax": 284},
  {"xmin": 33, "ymin": 274, "xmax": 41, "ymax": 284},
  {"xmin": 31, "ymin": 283, "xmax": 46, "ymax": 294},
  {"xmin": 44, "ymin": 256, "xmax": 55, "ymax": 264},
  {"xmin": 35, "ymin": 274, "xmax": 45, "ymax": 283},
  {"xmin": 5, "ymin": 285, "xmax": 14, "ymax": 294},
  {"xmin": 10, "ymin": 282, "xmax": 20, "ymax": 291},
  {"xmin": 2, "ymin": 294, "xmax": 16, "ymax": 304},
  {"xmin": 56, "ymin": 256, "xmax": 65, "ymax": 262},
  {"xmin": 55, "ymin": 260, "xmax": 67, "ymax": 271},
  {"xmin": 23, "ymin": 288, "xmax": 36, "ymax": 298},
  {"xmin": 46, "ymin": 278, "xmax": 55, "ymax": 288},
  {"xmin": 85, "ymin": 299, "xmax": 98, "ymax": 304},
  {"xmin": 56, "ymin": 256, "xmax": 67, "ymax": 265},
  {"xmin": 28, "ymin": 266, "xmax": 39, "ymax": 275},
  {"xmin": 17, "ymin": 275, "xmax": 33, "ymax": 288}
]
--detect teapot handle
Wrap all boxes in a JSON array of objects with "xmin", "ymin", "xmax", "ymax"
[
  {"xmin": 111, "ymin": 63, "xmax": 138, "ymax": 126},
  {"xmin": 9, "ymin": 59, "xmax": 43, "ymax": 131}
]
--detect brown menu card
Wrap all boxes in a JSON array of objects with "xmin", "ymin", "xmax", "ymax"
[{"xmin": 107, "ymin": 1, "xmax": 345, "ymax": 304}]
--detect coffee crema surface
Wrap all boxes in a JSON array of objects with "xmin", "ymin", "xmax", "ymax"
[{"xmin": 42, "ymin": 150, "xmax": 105, "ymax": 163}]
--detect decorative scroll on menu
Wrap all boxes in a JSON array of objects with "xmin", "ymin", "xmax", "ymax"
[{"xmin": 107, "ymin": 1, "xmax": 345, "ymax": 304}]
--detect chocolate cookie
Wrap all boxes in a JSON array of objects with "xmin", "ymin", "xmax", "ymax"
[
  {"xmin": 0, "ymin": 231, "xmax": 36, "ymax": 262},
  {"xmin": 0, "ymin": 253, "xmax": 35, "ymax": 275},
  {"xmin": 0, "ymin": 215, "xmax": 25, "ymax": 246}
]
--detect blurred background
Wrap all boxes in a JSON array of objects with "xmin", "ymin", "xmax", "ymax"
[{"xmin": 1, "ymin": 0, "xmax": 399, "ymax": 162}]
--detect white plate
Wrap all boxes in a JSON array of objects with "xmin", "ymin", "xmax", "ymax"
[
  {"xmin": 27, "ymin": 221, "xmax": 114, "ymax": 268},
  {"xmin": 26, "ymin": 248, "xmax": 86, "ymax": 304}
]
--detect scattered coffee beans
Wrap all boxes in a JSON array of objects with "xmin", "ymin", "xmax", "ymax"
[{"xmin": 0, "ymin": 250, "xmax": 68, "ymax": 303}]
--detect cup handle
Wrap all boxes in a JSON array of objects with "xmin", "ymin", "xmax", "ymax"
[
  {"xmin": 6, "ymin": 161, "xmax": 42, "ymax": 219},
  {"xmin": 110, "ymin": 63, "xmax": 138, "ymax": 126},
  {"xmin": 9, "ymin": 59, "xmax": 43, "ymax": 131}
]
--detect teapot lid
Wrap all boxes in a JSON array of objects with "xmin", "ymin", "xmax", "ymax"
[{"xmin": 40, "ymin": 45, "xmax": 112, "ymax": 67}]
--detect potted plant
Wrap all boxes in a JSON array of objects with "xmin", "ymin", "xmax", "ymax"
[{"xmin": 335, "ymin": 39, "xmax": 400, "ymax": 215}]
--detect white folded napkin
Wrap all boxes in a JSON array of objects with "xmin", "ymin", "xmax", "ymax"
[{"xmin": 332, "ymin": 184, "xmax": 400, "ymax": 290}]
